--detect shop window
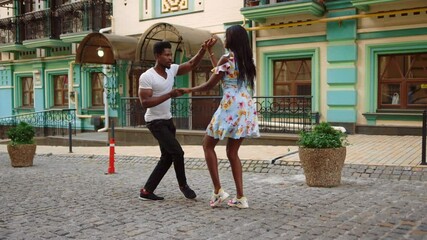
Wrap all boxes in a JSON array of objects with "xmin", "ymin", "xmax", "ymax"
[{"xmin": 378, "ymin": 53, "xmax": 427, "ymax": 109}]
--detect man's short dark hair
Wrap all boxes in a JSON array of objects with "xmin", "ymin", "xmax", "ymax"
[{"xmin": 153, "ymin": 41, "xmax": 172, "ymax": 55}]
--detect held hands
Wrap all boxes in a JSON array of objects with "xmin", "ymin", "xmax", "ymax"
[
  {"xmin": 169, "ymin": 88, "xmax": 192, "ymax": 98},
  {"xmin": 178, "ymin": 88, "xmax": 192, "ymax": 94},
  {"xmin": 202, "ymin": 37, "xmax": 218, "ymax": 54},
  {"xmin": 169, "ymin": 88, "xmax": 184, "ymax": 98}
]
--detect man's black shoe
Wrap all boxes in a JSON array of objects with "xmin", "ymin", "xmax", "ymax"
[
  {"xmin": 139, "ymin": 189, "xmax": 164, "ymax": 201},
  {"xmin": 180, "ymin": 185, "xmax": 196, "ymax": 199}
]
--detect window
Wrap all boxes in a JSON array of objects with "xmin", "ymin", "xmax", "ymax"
[
  {"xmin": 53, "ymin": 75, "xmax": 68, "ymax": 107},
  {"xmin": 91, "ymin": 72, "xmax": 104, "ymax": 107},
  {"xmin": 22, "ymin": 77, "xmax": 34, "ymax": 107},
  {"xmin": 378, "ymin": 53, "xmax": 427, "ymax": 109},
  {"xmin": 273, "ymin": 58, "xmax": 311, "ymax": 96}
]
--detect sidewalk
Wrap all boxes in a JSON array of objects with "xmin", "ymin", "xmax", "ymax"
[{"xmin": 0, "ymin": 134, "xmax": 425, "ymax": 167}]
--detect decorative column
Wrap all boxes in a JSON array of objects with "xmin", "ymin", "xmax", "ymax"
[{"xmin": 325, "ymin": 5, "xmax": 358, "ymax": 132}]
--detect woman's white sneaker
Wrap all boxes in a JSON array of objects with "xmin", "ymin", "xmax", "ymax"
[
  {"xmin": 209, "ymin": 188, "xmax": 230, "ymax": 207},
  {"xmin": 227, "ymin": 196, "xmax": 249, "ymax": 209}
]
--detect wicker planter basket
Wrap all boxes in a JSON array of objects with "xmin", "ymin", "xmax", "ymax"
[
  {"xmin": 7, "ymin": 144, "xmax": 37, "ymax": 167},
  {"xmin": 298, "ymin": 147, "xmax": 346, "ymax": 187}
]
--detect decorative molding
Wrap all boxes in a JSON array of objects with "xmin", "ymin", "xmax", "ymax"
[{"xmin": 241, "ymin": 0, "xmax": 325, "ymax": 23}]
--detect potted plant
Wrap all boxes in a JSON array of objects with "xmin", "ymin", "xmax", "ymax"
[
  {"xmin": 7, "ymin": 121, "xmax": 37, "ymax": 167},
  {"xmin": 297, "ymin": 122, "xmax": 348, "ymax": 187}
]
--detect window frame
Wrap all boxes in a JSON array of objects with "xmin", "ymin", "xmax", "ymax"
[
  {"xmin": 91, "ymin": 72, "xmax": 104, "ymax": 108},
  {"xmin": 262, "ymin": 48, "xmax": 320, "ymax": 111},
  {"xmin": 377, "ymin": 53, "xmax": 427, "ymax": 109},
  {"xmin": 366, "ymin": 41, "xmax": 427, "ymax": 113},
  {"xmin": 13, "ymin": 73, "xmax": 35, "ymax": 111},
  {"xmin": 53, "ymin": 74, "xmax": 69, "ymax": 107},
  {"xmin": 21, "ymin": 76, "xmax": 34, "ymax": 108}
]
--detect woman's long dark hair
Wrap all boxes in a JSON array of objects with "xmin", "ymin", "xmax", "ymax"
[{"xmin": 225, "ymin": 25, "xmax": 256, "ymax": 89}]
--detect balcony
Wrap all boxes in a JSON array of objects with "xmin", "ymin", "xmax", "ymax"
[
  {"xmin": 0, "ymin": 17, "xmax": 30, "ymax": 52},
  {"xmin": 351, "ymin": 0, "xmax": 402, "ymax": 11},
  {"xmin": 241, "ymin": 0, "xmax": 326, "ymax": 23},
  {"xmin": 21, "ymin": 9, "xmax": 67, "ymax": 49},
  {"xmin": 0, "ymin": 0, "xmax": 112, "ymax": 52},
  {"xmin": 58, "ymin": 0, "xmax": 112, "ymax": 43}
]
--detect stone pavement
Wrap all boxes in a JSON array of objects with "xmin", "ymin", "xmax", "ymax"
[
  {"xmin": 1, "ymin": 134, "xmax": 427, "ymax": 239},
  {"xmin": 1, "ymin": 151, "xmax": 427, "ymax": 239}
]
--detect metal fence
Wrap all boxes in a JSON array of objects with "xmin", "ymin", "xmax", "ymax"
[
  {"xmin": 0, "ymin": 109, "xmax": 77, "ymax": 140},
  {"xmin": 120, "ymin": 96, "xmax": 318, "ymax": 134}
]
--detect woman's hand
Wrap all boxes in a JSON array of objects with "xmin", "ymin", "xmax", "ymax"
[
  {"xmin": 177, "ymin": 88, "xmax": 192, "ymax": 94},
  {"xmin": 206, "ymin": 37, "xmax": 217, "ymax": 53}
]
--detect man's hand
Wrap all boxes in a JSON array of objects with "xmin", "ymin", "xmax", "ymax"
[
  {"xmin": 177, "ymin": 88, "xmax": 192, "ymax": 94},
  {"xmin": 169, "ymin": 88, "xmax": 184, "ymax": 98},
  {"xmin": 202, "ymin": 37, "xmax": 217, "ymax": 52}
]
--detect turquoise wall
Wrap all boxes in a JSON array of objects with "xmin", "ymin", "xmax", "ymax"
[
  {"xmin": 326, "ymin": 8, "xmax": 358, "ymax": 123},
  {"xmin": 0, "ymin": 66, "xmax": 13, "ymax": 117}
]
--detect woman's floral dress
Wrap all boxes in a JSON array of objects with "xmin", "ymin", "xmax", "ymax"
[{"xmin": 206, "ymin": 52, "xmax": 260, "ymax": 140}]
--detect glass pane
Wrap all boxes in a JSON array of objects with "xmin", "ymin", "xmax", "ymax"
[
  {"xmin": 273, "ymin": 58, "xmax": 311, "ymax": 96},
  {"xmin": 408, "ymin": 84, "xmax": 427, "ymax": 104},
  {"xmin": 407, "ymin": 54, "xmax": 427, "ymax": 79},
  {"xmin": 379, "ymin": 55, "xmax": 404, "ymax": 79},
  {"xmin": 55, "ymin": 91, "xmax": 62, "ymax": 105},
  {"xmin": 297, "ymin": 84, "xmax": 311, "ymax": 95},
  {"xmin": 381, "ymin": 83, "xmax": 400, "ymax": 104},
  {"xmin": 295, "ymin": 60, "xmax": 311, "ymax": 80},
  {"xmin": 93, "ymin": 91, "xmax": 103, "ymax": 106},
  {"xmin": 273, "ymin": 61, "xmax": 287, "ymax": 83},
  {"xmin": 23, "ymin": 93, "xmax": 29, "ymax": 105},
  {"xmin": 274, "ymin": 85, "xmax": 290, "ymax": 95}
]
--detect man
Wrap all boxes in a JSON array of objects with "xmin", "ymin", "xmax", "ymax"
[{"xmin": 138, "ymin": 40, "xmax": 210, "ymax": 200}]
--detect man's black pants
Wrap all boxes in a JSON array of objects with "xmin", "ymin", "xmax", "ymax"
[{"xmin": 144, "ymin": 119, "xmax": 187, "ymax": 192}]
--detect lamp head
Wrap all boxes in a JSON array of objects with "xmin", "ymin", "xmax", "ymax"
[{"xmin": 97, "ymin": 47, "xmax": 104, "ymax": 57}]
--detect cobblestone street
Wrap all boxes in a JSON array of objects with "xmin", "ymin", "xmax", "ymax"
[{"xmin": 1, "ymin": 153, "xmax": 426, "ymax": 239}]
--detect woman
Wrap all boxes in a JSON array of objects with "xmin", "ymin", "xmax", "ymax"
[{"xmin": 182, "ymin": 25, "xmax": 260, "ymax": 208}]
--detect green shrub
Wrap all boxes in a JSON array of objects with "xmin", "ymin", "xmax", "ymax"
[
  {"xmin": 7, "ymin": 122, "xmax": 35, "ymax": 146},
  {"xmin": 297, "ymin": 122, "xmax": 348, "ymax": 148}
]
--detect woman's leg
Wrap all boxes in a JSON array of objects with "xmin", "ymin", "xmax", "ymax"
[
  {"xmin": 226, "ymin": 138, "xmax": 244, "ymax": 198},
  {"xmin": 202, "ymin": 135, "xmax": 221, "ymax": 193}
]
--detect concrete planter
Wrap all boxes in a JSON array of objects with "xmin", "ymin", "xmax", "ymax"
[
  {"xmin": 7, "ymin": 144, "xmax": 37, "ymax": 167},
  {"xmin": 298, "ymin": 147, "xmax": 346, "ymax": 187}
]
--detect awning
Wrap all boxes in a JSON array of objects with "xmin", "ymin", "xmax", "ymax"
[
  {"xmin": 75, "ymin": 33, "xmax": 138, "ymax": 65},
  {"xmin": 135, "ymin": 22, "xmax": 224, "ymax": 67}
]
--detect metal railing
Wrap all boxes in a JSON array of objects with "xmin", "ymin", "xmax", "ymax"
[
  {"xmin": 0, "ymin": 109, "xmax": 77, "ymax": 140},
  {"xmin": 120, "ymin": 96, "xmax": 318, "ymax": 134}
]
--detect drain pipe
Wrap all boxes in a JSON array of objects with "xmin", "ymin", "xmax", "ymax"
[
  {"xmin": 99, "ymin": 27, "xmax": 112, "ymax": 34},
  {"xmin": 97, "ymin": 27, "xmax": 112, "ymax": 132},
  {"xmin": 97, "ymin": 68, "xmax": 109, "ymax": 132}
]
